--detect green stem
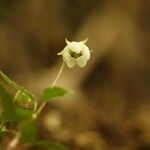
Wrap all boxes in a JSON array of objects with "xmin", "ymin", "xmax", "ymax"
[
  {"xmin": 35, "ymin": 62, "xmax": 65, "ymax": 117},
  {"xmin": 0, "ymin": 71, "xmax": 20, "ymax": 90}
]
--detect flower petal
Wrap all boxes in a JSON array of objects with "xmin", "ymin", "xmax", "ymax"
[
  {"xmin": 65, "ymin": 58, "xmax": 76, "ymax": 68},
  {"xmin": 58, "ymin": 38, "xmax": 91, "ymax": 68},
  {"xmin": 68, "ymin": 42, "xmax": 82, "ymax": 53},
  {"xmin": 76, "ymin": 55, "xmax": 88, "ymax": 67},
  {"xmin": 62, "ymin": 47, "xmax": 76, "ymax": 68},
  {"xmin": 57, "ymin": 47, "xmax": 66, "ymax": 55},
  {"xmin": 80, "ymin": 37, "xmax": 89, "ymax": 44},
  {"xmin": 81, "ymin": 45, "xmax": 90, "ymax": 60}
]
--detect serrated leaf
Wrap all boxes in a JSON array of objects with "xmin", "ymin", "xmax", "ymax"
[
  {"xmin": 43, "ymin": 87, "xmax": 67, "ymax": 101},
  {"xmin": 20, "ymin": 119, "xmax": 37, "ymax": 143},
  {"xmin": 33, "ymin": 140, "xmax": 69, "ymax": 150}
]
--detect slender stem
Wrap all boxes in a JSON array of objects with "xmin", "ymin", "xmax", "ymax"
[
  {"xmin": 3, "ymin": 62, "xmax": 65, "ymax": 149},
  {"xmin": 7, "ymin": 132, "xmax": 21, "ymax": 150},
  {"xmin": 0, "ymin": 71, "xmax": 20, "ymax": 90},
  {"xmin": 51, "ymin": 62, "xmax": 65, "ymax": 87},
  {"xmin": 33, "ymin": 100, "xmax": 38, "ymax": 112},
  {"xmin": 34, "ymin": 102, "xmax": 46, "ymax": 118},
  {"xmin": 35, "ymin": 62, "xmax": 65, "ymax": 117}
]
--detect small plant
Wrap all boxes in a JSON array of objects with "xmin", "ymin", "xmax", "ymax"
[{"xmin": 0, "ymin": 38, "xmax": 91, "ymax": 150}]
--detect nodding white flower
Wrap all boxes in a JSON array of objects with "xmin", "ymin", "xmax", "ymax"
[{"xmin": 58, "ymin": 38, "xmax": 91, "ymax": 68}]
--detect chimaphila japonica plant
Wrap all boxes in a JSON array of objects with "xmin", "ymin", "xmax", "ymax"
[{"xmin": 0, "ymin": 38, "xmax": 91, "ymax": 150}]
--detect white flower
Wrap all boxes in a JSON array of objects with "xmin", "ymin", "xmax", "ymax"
[{"xmin": 58, "ymin": 38, "xmax": 91, "ymax": 68}]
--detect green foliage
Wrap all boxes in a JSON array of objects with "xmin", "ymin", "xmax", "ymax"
[
  {"xmin": 33, "ymin": 140, "xmax": 69, "ymax": 150},
  {"xmin": 43, "ymin": 87, "xmax": 67, "ymax": 102},
  {"xmin": 14, "ymin": 88, "xmax": 35, "ymax": 103},
  {"xmin": 2, "ymin": 107, "xmax": 33, "ymax": 122},
  {"xmin": 20, "ymin": 119, "xmax": 37, "ymax": 143},
  {"xmin": 0, "ymin": 84, "xmax": 33, "ymax": 122},
  {"xmin": 0, "ymin": 71, "xmax": 35, "ymax": 102},
  {"xmin": 13, "ymin": 107, "xmax": 33, "ymax": 121},
  {"xmin": 0, "ymin": 71, "xmax": 68, "ymax": 149},
  {"xmin": 0, "ymin": 84, "xmax": 16, "ymax": 121}
]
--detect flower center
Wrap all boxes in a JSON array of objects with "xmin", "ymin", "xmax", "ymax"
[{"xmin": 69, "ymin": 50, "xmax": 83, "ymax": 58}]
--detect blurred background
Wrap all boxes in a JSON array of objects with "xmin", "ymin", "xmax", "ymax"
[{"xmin": 0, "ymin": 0, "xmax": 150, "ymax": 149}]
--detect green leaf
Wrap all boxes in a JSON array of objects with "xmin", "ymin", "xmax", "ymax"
[
  {"xmin": 20, "ymin": 119, "xmax": 37, "ymax": 143},
  {"xmin": 0, "ymin": 70, "xmax": 35, "ymax": 102},
  {"xmin": 43, "ymin": 87, "xmax": 67, "ymax": 101},
  {"xmin": 0, "ymin": 84, "xmax": 16, "ymax": 121},
  {"xmin": 18, "ymin": 88, "xmax": 35, "ymax": 102},
  {"xmin": 33, "ymin": 140, "xmax": 69, "ymax": 150},
  {"xmin": 0, "ymin": 84, "xmax": 33, "ymax": 122},
  {"xmin": 2, "ymin": 107, "xmax": 33, "ymax": 122},
  {"xmin": 14, "ymin": 89, "xmax": 35, "ymax": 109},
  {"xmin": 14, "ymin": 107, "xmax": 33, "ymax": 121}
]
